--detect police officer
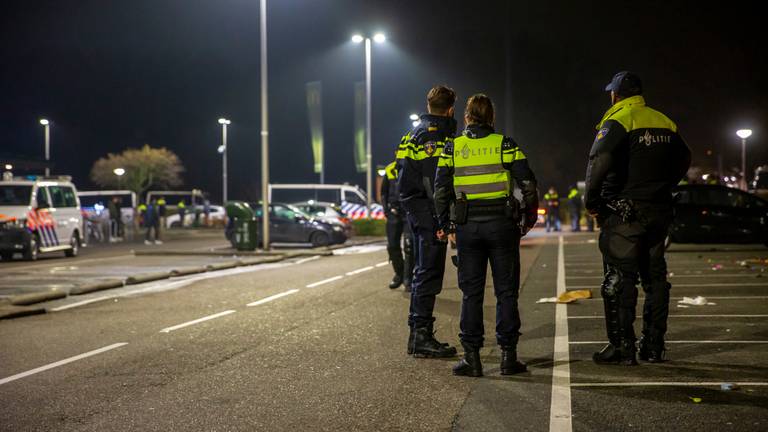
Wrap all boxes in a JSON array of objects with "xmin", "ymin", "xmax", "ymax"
[
  {"xmin": 397, "ymin": 85, "xmax": 458, "ymax": 358},
  {"xmin": 381, "ymin": 160, "xmax": 414, "ymax": 291},
  {"xmin": 435, "ymin": 93, "xmax": 539, "ymax": 376},
  {"xmin": 585, "ymin": 71, "xmax": 691, "ymax": 365},
  {"xmin": 543, "ymin": 187, "xmax": 561, "ymax": 232},
  {"xmin": 177, "ymin": 199, "xmax": 187, "ymax": 228},
  {"xmin": 567, "ymin": 185, "xmax": 582, "ymax": 232}
]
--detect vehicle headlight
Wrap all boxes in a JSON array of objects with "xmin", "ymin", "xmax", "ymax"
[{"xmin": 333, "ymin": 226, "xmax": 343, "ymax": 232}]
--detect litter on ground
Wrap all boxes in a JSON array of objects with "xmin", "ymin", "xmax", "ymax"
[
  {"xmin": 678, "ymin": 296, "xmax": 716, "ymax": 306},
  {"xmin": 537, "ymin": 289, "xmax": 592, "ymax": 304}
]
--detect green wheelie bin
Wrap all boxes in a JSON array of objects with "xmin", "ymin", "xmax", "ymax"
[{"xmin": 225, "ymin": 201, "xmax": 258, "ymax": 251}]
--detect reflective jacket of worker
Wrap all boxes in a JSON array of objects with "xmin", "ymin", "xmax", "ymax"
[{"xmin": 585, "ymin": 71, "xmax": 691, "ymax": 365}]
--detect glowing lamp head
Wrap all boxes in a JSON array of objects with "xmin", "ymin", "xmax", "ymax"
[
  {"xmin": 39, "ymin": 119, "xmax": 49, "ymax": 126},
  {"xmin": 409, "ymin": 114, "xmax": 419, "ymax": 121},
  {"xmin": 351, "ymin": 34, "xmax": 364, "ymax": 44},
  {"xmin": 373, "ymin": 33, "xmax": 386, "ymax": 43},
  {"xmin": 218, "ymin": 118, "xmax": 231, "ymax": 125},
  {"xmin": 736, "ymin": 129, "xmax": 752, "ymax": 139},
  {"xmin": 113, "ymin": 168, "xmax": 125, "ymax": 176}
]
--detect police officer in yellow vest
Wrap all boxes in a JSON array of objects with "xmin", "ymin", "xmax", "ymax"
[
  {"xmin": 435, "ymin": 94, "xmax": 539, "ymax": 377},
  {"xmin": 585, "ymin": 72, "xmax": 691, "ymax": 365},
  {"xmin": 397, "ymin": 85, "xmax": 458, "ymax": 358},
  {"xmin": 380, "ymin": 160, "xmax": 414, "ymax": 291}
]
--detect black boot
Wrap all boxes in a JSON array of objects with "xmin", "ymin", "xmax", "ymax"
[
  {"xmin": 411, "ymin": 327, "xmax": 457, "ymax": 358},
  {"xmin": 389, "ymin": 273, "xmax": 403, "ymax": 289},
  {"xmin": 638, "ymin": 335, "xmax": 666, "ymax": 363},
  {"xmin": 593, "ymin": 339, "xmax": 638, "ymax": 365},
  {"xmin": 453, "ymin": 346, "xmax": 482, "ymax": 377},
  {"xmin": 408, "ymin": 326, "xmax": 451, "ymax": 355},
  {"xmin": 500, "ymin": 346, "xmax": 527, "ymax": 375}
]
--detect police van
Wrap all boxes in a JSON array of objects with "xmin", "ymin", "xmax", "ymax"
[{"xmin": 0, "ymin": 175, "xmax": 85, "ymax": 261}]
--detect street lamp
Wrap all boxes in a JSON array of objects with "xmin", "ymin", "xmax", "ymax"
[
  {"xmin": 218, "ymin": 118, "xmax": 231, "ymax": 204},
  {"xmin": 260, "ymin": 0, "xmax": 270, "ymax": 249},
  {"xmin": 39, "ymin": 119, "xmax": 50, "ymax": 176},
  {"xmin": 352, "ymin": 31, "xmax": 386, "ymax": 217},
  {"xmin": 736, "ymin": 129, "xmax": 752, "ymax": 190},
  {"xmin": 113, "ymin": 167, "xmax": 125, "ymax": 189}
]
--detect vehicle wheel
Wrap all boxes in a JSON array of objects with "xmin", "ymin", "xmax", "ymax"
[
  {"xmin": 311, "ymin": 232, "xmax": 330, "ymax": 248},
  {"xmin": 65, "ymin": 232, "xmax": 80, "ymax": 257},
  {"xmin": 23, "ymin": 234, "xmax": 40, "ymax": 261},
  {"xmin": 1, "ymin": 252, "xmax": 13, "ymax": 261}
]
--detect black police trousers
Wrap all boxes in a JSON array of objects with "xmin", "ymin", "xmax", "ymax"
[
  {"xmin": 456, "ymin": 217, "xmax": 521, "ymax": 349},
  {"xmin": 406, "ymin": 208, "xmax": 446, "ymax": 329},
  {"xmin": 598, "ymin": 206, "xmax": 673, "ymax": 349},
  {"xmin": 386, "ymin": 211, "xmax": 414, "ymax": 285}
]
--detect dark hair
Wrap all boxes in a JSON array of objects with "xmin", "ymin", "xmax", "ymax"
[
  {"xmin": 464, "ymin": 93, "xmax": 495, "ymax": 126},
  {"xmin": 427, "ymin": 85, "xmax": 456, "ymax": 114}
]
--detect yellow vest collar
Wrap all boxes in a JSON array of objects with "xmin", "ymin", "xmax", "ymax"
[{"xmin": 596, "ymin": 95, "xmax": 645, "ymax": 129}]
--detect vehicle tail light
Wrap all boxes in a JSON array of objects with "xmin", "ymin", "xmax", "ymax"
[{"xmin": 537, "ymin": 208, "xmax": 546, "ymax": 215}]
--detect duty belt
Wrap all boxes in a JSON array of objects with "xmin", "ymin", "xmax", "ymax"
[{"xmin": 467, "ymin": 198, "xmax": 507, "ymax": 217}]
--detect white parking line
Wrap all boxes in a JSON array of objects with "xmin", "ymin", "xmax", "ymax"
[
  {"xmin": 570, "ymin": 340, "xmax": 768, "ymax": 345},
  {"xmin": 375, "ymin": 261, "xmax": 390, "ymax": 267},
  {"xmin": 346, "ymin": 266, "xmax": 374, "ymax": 276},
  {"xmin": 50, "ymin": 296, "xmax": 114, "ymax": 311},
  {"xmin": 159, "ymin": 310, "xmax": 236, "ymax": 333},
  {"xmin": 569, "ymin": 314, "xmax": 768, "ymax": 319},
  {"xmin": 567, "ymin": 274, "xmax": 765, "ymax": 280},
  {"xmin": 569, "ymin": 283, "xmax": 768, "ymax": 289},
  {"xmin": 247, "ymin": 289, "xmax": 299, "ymax": 307},
  {"xmin": 571, "ymin": 381, "xmax": 768, "ymax": 388},
  {"xmin": 549, "ymin": 236, "xmax": 572, "ymax": 432},
  {"xmin": 306, "ymin": 275, "xmax": 343, "ymax": 288},
  {"xmin": 294, "ymin": 255, "xmax": 321, "ymax": 265},
  {"xmin": 0, "ymin": 343, "xmax": 128, "ymax": 386}
]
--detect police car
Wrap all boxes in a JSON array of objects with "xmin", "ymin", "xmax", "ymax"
[{"xmin": 0, "ymin": 175, "xmax": 85, "ymax": 261}]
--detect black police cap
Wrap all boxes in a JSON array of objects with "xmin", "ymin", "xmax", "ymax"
[{"xmin": 604, "ymin": 71, "xmax": 642, "ymax": 97}]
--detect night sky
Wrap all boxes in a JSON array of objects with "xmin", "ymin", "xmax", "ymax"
[{"xmin": 2, "ymin": 0, "xmax": 765, "ymax": 202}]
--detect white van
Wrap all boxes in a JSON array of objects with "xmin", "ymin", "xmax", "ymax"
[{"xmin": 0, "ymin": 176, "xmax": 85, "ymax": 261}]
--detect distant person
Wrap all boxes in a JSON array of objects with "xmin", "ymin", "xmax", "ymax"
[
  {"xmin": 157, "ymin": 196, "xmax": 167, "ymax": 231},
  {"xmin": 203, "ymin": 198, "xmax": 211, "ymax": 226},
  {"xmin": 585, "ymin": 71, "xmax": 691, "ymax": 365},
  {"xmin": 177, "ymin": 199, "xmax": 187, "ymax": 228},
  {"xmin": 137, "ymin": 202, "xmax": 147, "ymax": 228},
  {"xmin": 381, "ymin": 158, "xmax": 414, "ymax": 291},
  {"xmin": 543, "ymin": 187, "xmax": 561, "ymax": 232},
  {"xmin": 108, "ymin": 196, "xmax": 123, "ymax": 240},
  {"xmin": 567, "ymin": 185, "xmax": 582, "ymax": 232},
  {"xmin": 144, "ymin": 198, "xmax": 163, "ymax": 245}
]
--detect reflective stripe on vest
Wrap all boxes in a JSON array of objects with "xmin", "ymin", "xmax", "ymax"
[{"xmin": 452, "ymin": 134, "xmax": 510, "ymax": 201}]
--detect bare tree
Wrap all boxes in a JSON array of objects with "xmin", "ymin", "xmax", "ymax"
[{"xmin": 90, "ymin": 145, "xmax": 184, "ymax": 199}]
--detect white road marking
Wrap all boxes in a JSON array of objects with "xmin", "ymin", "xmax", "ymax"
[
  {"xmin": 567, "ymin": 274, "xmax": 764, "ymax": 280},
  {"xmin": 294, "ymin": 255, "xmax": 321, "ymax": 265},
  {"xmin": 346, "ymin": 266, "xmax": 374, "ymax": 276},
  {"xmin": 50, "ymin": 296, "xmax": 114, "ymax": 311},
  {"xmin": 570, "ymin": 340, "xmax": 768, "ymax": 345},
  {"xmin": 159, "ymin": 310, "xmax": 236, "ymax": 333},
  {"xmin": 0, "ymin": 343, "xmax": 128, "ymax": 386},
  {"xmin": 571, "ymin": 381, "xmax": 768, "ymax": 388},
  {"xmin": 569, "ymin": 282, "xmax": 768, "ymax": 289},
  {"xmin": 569, "ymin": 314, "xmax": 768, "ymax": 319},
  {"xmin": 375, "ymin": 261, "xmax": 390, "ymax": 267},
  {"xmin": 247, "ymin": 289, "xmax": 299, "ymax": 307},
  {"xmin": 549, "ymin": 235, "xmax": 572, "ymax": 432},
  {"xmin": 306, "ymin": 275, "xmax": 343, "ymax": 288}
]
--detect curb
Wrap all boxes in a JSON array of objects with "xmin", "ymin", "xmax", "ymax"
[
  {"xmin": 70, "ymin": 279, "xmax": 126, "ymax": 296},
  {"xmin": 0, "ymin": 305, "xmax": 47, "ymax": 320},
  {"xmin": 126, "ymin": 272, "xmax": 172, "ymax": 285},
  {"xmin": 10, "ymin": 290, "xmax": 68, "ymax": 306},
  {"xmin": 205, "ymin": 262, "xmax": 239, "ymax": 271},
  {"xmin": 170, "ymin": 267, "xmax": 208, "ymax": 277}
]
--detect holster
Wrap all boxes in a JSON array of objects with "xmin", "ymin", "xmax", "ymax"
[
  {"xmin": 505, "ymin": 196, "xmax": 521, "ymax": 221},
  {"xmin": 454, "ymin": 193, "xmax": 468, "ymax": 225}
]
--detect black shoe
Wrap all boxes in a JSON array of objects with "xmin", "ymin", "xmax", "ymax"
[
  {"xmin": 453, "ymin": 349, "xmax": 483, "ymax": 377},
  {"xmin": 407, "ymin": 327, "xmax": 451, "ymax": 355},
  {"xmin": 389, "ymin": 274, "xmax": 403, "ymax": 289},
  {"xmin": 592, "ymin": 342, "xmax": 638, "ymax": 366},
  {"xmin": 411, "ymin": 327, "xmax": 457, "ymax": 358},
  {"xmin": 500, "ymin": 346, "xmax": 527, "ymax": 375},
  {"xmin": 638, "ymin": 337, "xmax": 666, "ymax": 363}
]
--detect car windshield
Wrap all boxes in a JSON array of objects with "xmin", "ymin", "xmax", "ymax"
[{"xmin": 0, "ymin": 185, "xmax": 32, "ymax": 206}]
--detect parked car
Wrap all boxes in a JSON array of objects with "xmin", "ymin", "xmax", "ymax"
[
  {"xmin": 165, "ymin": 204, "xmax": 226, "ymax": 228},
  {"xmin": 291, "ymin": 200, "xmax": 352, "ymax": 236},
  {"xmin": 0, "ymin": 176, "xmax": 85, "ymax": 261},
  {"xmin": 668, "ymin": 184, "xmax": 768, "ymax": 248},
  {"xmin": 244, "ymin": 202, "xmax": 346, "ymax": 247}
]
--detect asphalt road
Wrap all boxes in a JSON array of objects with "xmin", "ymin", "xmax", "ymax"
[{"xmin": 1, "ymin": 231, "xmax": 767, "ymax": 431}]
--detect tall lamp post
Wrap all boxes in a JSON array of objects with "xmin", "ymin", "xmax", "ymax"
[
  {"xmin": 736, "ymin": 129, "xmax": 752, "ymax": 190},
  {"xmin": 352, "ymin": 32, "xmax": 386, "ymax": 217},
  {"xmin": 113, "ymin": 167, "xmax": 125, "ymax": 189},
  {"xmin": 218, "ymin": 118, "xmax": 231, "ymax": 204},
  {"xmin": 39, "ymin": 119, "xmax": 50, "ymax": 176},
  {"xmin": 260, "ymin": 0, "xmax": 270, "ymax": 249}
]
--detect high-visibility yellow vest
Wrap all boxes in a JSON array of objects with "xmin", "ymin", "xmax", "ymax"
[
  {"xmin": 441, "ymin": 132, "xmax": 527, "ymax": 201},
  {"xmin": 385, "ymin": 161, "xmax": 398, "ymax": 180}
]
